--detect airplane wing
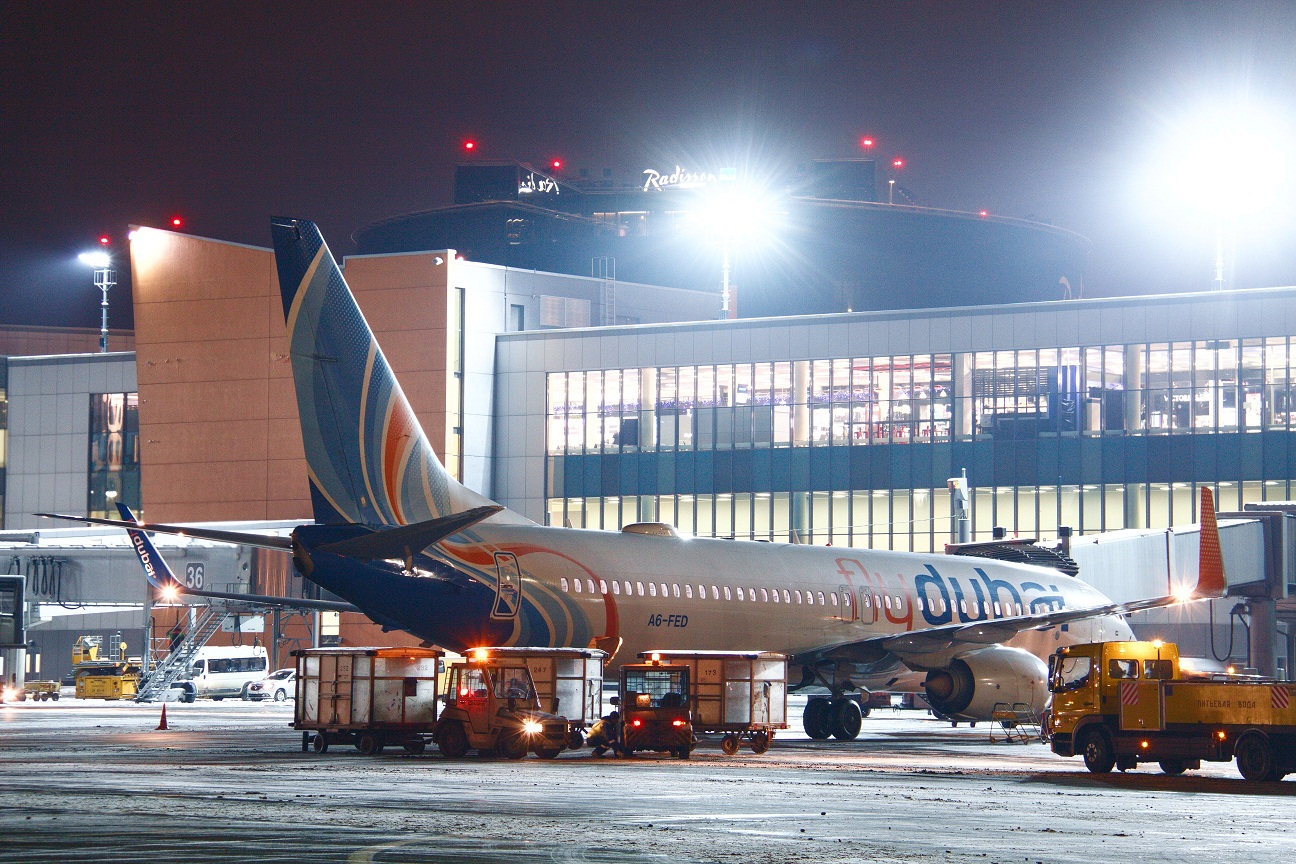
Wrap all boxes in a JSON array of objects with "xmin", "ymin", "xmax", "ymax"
[
  {"xmin": 813, "ymin": 487, "xmax": 1228, "ymax": 666},
  {"xmin": 36, "ymin": 512, "xmax": 293, "ymax": 550},
  {"xmin": 97, "ymin": 504, "xmax": 359, "ymax": 613}
]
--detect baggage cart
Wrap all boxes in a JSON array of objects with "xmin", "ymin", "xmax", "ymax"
[
  {"xmin": 293, "ymin": 646, "xmax": 443, "ymax": 756},
  {"xmin": 639, "ymin": 650, "xmax": 788, "ymax": 755}
]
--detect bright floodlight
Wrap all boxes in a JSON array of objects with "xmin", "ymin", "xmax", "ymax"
[{"xmin": 78, "ymin": 251, "xmax": 111, "ymax": 268}]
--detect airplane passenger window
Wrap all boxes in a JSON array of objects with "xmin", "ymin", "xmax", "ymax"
[
  {"xmin": 599, "ymin": 580, "xmax": 608, "ymax": 594},
  {"xmin": 782, "ymin": 590, "xmax": 790, "ymax": 603},
  {"xmin": 561, "ymin": 577, "xmax": 570, "ymax": 592},
  {"xmin": 685, "ymin": 584, "xmax": 693, "ymax": 599},
  {"xmin": 1016, "ymin": 603, "xmax": 1022, "ymax": 615},
  {"xmin": 863, "ymin": 594, "xmax": 871, "ymax": 608},
  {"xmin": 843, "ymin": 593, "xmax": 850, "ymax": 608},
  {"xmin": 771, "ymin": 589, "xmax": 779, "ymax": 603},
  {"xmin": 659, "ymin": 583, "xmax": 668, "ymax": 597},
  {"xmin": 873, "ymin": 594, "xmax": 881, "ymax": 610},
  {"xmin": 983, "ymin": 601, "xmax": 990, "ymax": 615},
  {"xmin": 761, "ymin": 588, "xmax": 769, "ymax": 602},
  {"xmin": 795, "ymin": 590, "xmax": 802, "ymax": 604},
  {"xmin": 960, "ymin": 600, "xmax": 968, "ymax": 614},
  {"xmin": 649, "ymin": 583, "xmax": 657, "ymax": 597},
  {"xmin": 611, "ymin": 581, "xmax": 620, "ymax": 595},
  {"xmin": 737, "ymin": 587, "xmax": 745, "ymax": 600},
  {"xmin": 895, "ymin": 596, "xmax": 903, "ymax": 610},
  {"xmin": 885, "ymin": 596, "xmax": 892, "ymax": 610},
  {"xmin": 722, "ymin": 586, "xmax": 731, "ymax": 600},
  {"xmin": 697, "ymin": 584, "xmax": 705, "ymax": 599},
  {"xmin": 994, "ymin": 602, "xmax": 1001, "ymax": 616},
  {"xmin": 817, "ymin": 592, "xmax": 826, "ymax": 605},
  {"xmin": 588, "ymin": 579, "xmax": 597, "ymax": 594},
  {"xmin": 805, "ymin": 592, "xmax": 813, "ymax": 605},
  {"xmin": 674, "ymin": 584, "xmax": 682, "ymax": 598},
  {"xmin": 916, "ymin": 597, "xmax": 924, "ymax": 612},
  {"xmin": 625, "ymin": 581, "xmax": 633, "ymax": 596},
  {"xmin": 830, "ymin": 593, "xmax": 839, "ymax": 606},
  {"xmin": 574, "ymin": 579, "xmax": 583, "ymax": 593},
  {"xmin": 636, "ymin": 582, "xmax": 645, "ymax": 596}
]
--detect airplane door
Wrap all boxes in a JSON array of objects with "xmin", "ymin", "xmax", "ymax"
[
  {"xmin": 838, "ymin": 585, "xmax": 858, "ymax": 622},
  {"xmin": 491, "ymin": 552, "xmax": 522, "ymax": 620}
]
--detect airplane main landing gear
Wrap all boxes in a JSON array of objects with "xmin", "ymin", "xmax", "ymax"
[{"xmin": 802, "ymin": 697, "xmax": 863, "ymax": 741}]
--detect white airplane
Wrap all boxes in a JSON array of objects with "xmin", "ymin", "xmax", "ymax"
[{"xmin": 44, "ymin": 218, "xmax": 1225, "ymax": 741}]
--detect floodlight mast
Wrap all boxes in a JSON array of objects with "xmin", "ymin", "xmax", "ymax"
[{"xmin": 78, "ymin": 251, "xmax": 116, "ymax": 351}]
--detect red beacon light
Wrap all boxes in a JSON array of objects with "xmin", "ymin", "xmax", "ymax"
[
  {"xmin": 860, "ymin": 136, "xmax": 875, "ymax": 148},
  {"xmin": 463, "ymin": 140, "xmax": 476, "ymax": 152},
  {"xmin": 979, "ymin": 210, "xmax": 988, "ymax": 217},
  {"xmin": 98, "ymin": 235, "xmax": 110, "ymax": 246},
  {"xmin": 171, "ymin": 217, "xmax": 183, "ymax": 227},
  {"xmin": 892, "ymin": 158, "xmax": 905, "ymax": 169},
  {"xmin": 551, "ymin": 159, "xmax": 562, "ymax": 171}
]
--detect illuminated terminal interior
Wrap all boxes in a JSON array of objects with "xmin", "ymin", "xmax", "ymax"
[{"xmin": 509, "ymin": 292, "xmax": 1296, "ymax": 551}]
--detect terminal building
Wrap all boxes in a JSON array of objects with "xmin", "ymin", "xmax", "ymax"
[{"xmin": 2, "ymin": 224, "xmax": 1294, "ymax": 683}]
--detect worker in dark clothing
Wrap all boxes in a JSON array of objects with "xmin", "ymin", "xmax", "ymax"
[{"xmin": 587, "ymin": 710, "xmax": 621, "ymax": 756}]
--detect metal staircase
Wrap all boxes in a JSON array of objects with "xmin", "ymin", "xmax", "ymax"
[{"xmin": 135, "ymin": 605, "xmax": 228, "ymax": 703}]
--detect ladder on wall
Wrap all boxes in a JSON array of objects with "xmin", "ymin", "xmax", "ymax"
[
  {"xmin": 134, "ymin": 605, "xmax": 228, "ymax": 702},
  {"xmin": 592, "ymin": 257, "xmax": 616, "ymax": 326}
]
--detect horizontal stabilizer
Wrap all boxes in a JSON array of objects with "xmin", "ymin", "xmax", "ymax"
[
  {"xmin": 176, "ymin": 587, "xmax": 359, "ymax": 613},
  {"xmin": 316, "ymin": 505, "xmax": 502, "ymax": 561},
  {"xmin": 37, "ymin": 513, "xmax": 293, "ymax": 551}
]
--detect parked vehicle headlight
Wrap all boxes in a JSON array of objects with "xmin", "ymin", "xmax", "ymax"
[{"xmin": 522, "ymin": 719, "xmax": 543, "ymax": 735}]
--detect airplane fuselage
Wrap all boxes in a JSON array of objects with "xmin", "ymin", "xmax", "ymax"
[{"xmin": 298, "ymin": 521, "xmax": 1134, "ymax": 686}]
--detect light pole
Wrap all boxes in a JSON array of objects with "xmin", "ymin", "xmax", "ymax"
[{"xmin": 78, "ymin": 250, "xmax": 115, "ymax": 352}]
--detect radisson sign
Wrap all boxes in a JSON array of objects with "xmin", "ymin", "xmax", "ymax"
[{"xmin": 642, "ymin": 166, "xmax": 717, "ymax": 191}]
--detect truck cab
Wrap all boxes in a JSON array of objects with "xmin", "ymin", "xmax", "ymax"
[
  {"xmin": 434, "ymin": 649, "xmax": 572, "ymax": 759},
  {"xmin": 617, "ymin": 654, "xmax": 693, "ymax": 759}
]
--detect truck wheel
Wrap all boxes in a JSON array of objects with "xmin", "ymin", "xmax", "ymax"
[
  {"xmin": 721, "ymin": 734, "xmax": 741, "ymax": 756},
  {"xmin": 1159, "ymin": 758, "xmax": 1188, "ymax": 776},
  {"xmin": 829, "ymin": 699, "xmax": 863, "ymax": 741},
  {"xmin": 750, "ymin": 731, "xmax": 771, "ymax": 754},
  {"xmin": 311, "ymin": 733, "xmax": 329, "ymax": 754},
  {"xmin": 437, "ymin": 722, "xmax": 469, "ymax": 758},
  {"xmin": 357, "ymin": 733, "xmax": 384, "ymax": 756},
  {"xmin": 536, "ymin": 748, "xmax": 562, "ymax": 759},
  {"xmin": 803, "ymin": 698, "xmax": 831, "ymax": 740},
  {"xmin": 498, "ymin": 732, "xmax": 529, "ymax": 760},
  {"xmin": 1236, "ymin": 733, "xmax": 1278, "ymax": 781},
  {"xmin": 676, "ymin": 746, "xmax": 691, "ymax": 760},
  {"xmin": 403, "ymin": 740, "xmax": 426, "ymax": 756},
  {"xmin": 1081, "ymin": 729, "xmax": 1116, "ymax": 774}
]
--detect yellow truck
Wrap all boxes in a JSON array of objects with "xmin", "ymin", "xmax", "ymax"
[{"xmin": 1048, "ymin": 640, "xmax": 1296, "ymax": 781}]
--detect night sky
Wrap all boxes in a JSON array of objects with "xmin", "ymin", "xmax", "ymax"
[{"xmin": 3, "ymin": 1, "xmax": 1295, "ymax": 329}]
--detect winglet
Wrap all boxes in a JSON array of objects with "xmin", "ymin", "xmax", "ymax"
[
  {"xmin": 117, "ymin": 503, "xmax": 183, "ymax": 593},
  {"xmin": 1195, "ymin": 486, "xmax": 1227, "ymax": 597}
]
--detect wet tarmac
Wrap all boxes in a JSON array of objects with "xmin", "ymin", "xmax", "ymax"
[{"xmin": 1, "ymin": 696, "xmax": 1292, "ymax": 863}]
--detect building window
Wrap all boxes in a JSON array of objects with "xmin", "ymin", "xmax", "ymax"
[{"xmin": 88, "ymin": 392, "xmax": 141, "ymax": 520}]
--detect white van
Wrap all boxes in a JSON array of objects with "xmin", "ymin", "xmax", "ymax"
[{"xmin": 182, "ymin": 646, "xmax": 269, "ymax": 701}]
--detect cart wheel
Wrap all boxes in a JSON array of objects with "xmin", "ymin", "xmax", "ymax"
[
  {"xmin": 403, "ymin": 740, "xmax": 426, "ymax": 756},
  {"xmin": 676, "ymin": 746, "xmax": 691, "ymax": 760},
  {"xmin": 536, "ymin": 748, "xmax": 562, "ymax": 759},
  {"xmin": 51, "ymin": 693, "xmax": 60, "ymax": 701},
  {"xmin": 312, "ymin": 733, "xmax": 329, "ymax": 754},
  {"xmin": 568, "ymin": 730, "xmax": 585, "ymax": 750},
  {"xmin": 750, "ymin": 731, "xmax": 771, "ymax": 755},
  {"xmin": 357, "ymin": 733, "xmax": 384, "ymax": 756},
  {"xmin": 721, "ymin": 734, "xmax": 741, "ymax": 756},
  {"xmin": 437, "ymin": 722, "xmax": 469, "ymax": 758},
  {"xmin": 498, "ymin": 732, "xmax": 529, "ymax": 760}
]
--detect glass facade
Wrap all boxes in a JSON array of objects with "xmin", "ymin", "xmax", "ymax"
[
  {"xmin": 0, "ymin": 357, "xmax": 7, "ymax": 529},
  {"xmin": 88, "ymin": 392, "xmax": 141, "ymax": 520},
  {"xmin": 545, "ymin": 339, "xmax": 1296, "ymax": 551}
]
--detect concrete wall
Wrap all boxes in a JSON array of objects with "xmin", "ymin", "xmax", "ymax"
[{"xmin": 4, "ymin": 353, "xmax": 135, "ymax": 529}]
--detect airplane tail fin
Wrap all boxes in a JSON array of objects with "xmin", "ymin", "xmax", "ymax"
[
  {"xmin": 1194, "ymin": 486, "xmax": 1227, "ymax": 597},
  {"xmin": 270, "ymin": 218, "xmax": 499, "ymax": 527},
  {"xmin": 117, "ymin": 503, "xmax": 182, "ymax": 592}
]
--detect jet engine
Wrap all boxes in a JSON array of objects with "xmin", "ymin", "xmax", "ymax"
[{"xmin": 922, "ymin": 645, "xmax": 1050, "ymax": 722}]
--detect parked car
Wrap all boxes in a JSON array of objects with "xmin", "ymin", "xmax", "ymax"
[{"xmin": 246, "ymin": 668, "xmax": 296, "ymax": 702}]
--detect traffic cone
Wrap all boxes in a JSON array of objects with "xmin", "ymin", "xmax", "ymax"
[{"xmin": 156, "ymin": 703, "xmax": 169, "ymax": 731}]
